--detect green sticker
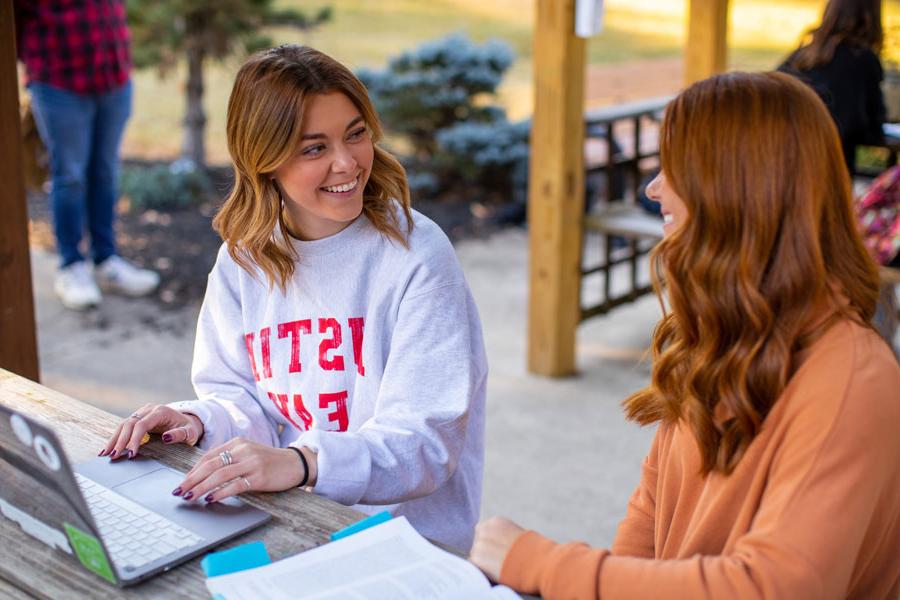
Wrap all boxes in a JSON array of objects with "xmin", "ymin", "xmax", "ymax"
[{"xmin": 63, "ymin": 522, "xmax": 117, "ymax": 584}]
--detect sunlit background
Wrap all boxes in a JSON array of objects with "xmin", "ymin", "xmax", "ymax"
[{"xmin": 119, "ymin": 0, "xmax": 898, "ymax": 166}]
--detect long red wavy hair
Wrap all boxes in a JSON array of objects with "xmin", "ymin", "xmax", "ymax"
[{"xmin": 623, "ymin": 72, "xmax": 880, "ymax": 474}]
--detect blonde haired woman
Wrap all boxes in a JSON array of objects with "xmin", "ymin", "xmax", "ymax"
[
  {"xmin": 470, "ymin": 72, "xmax": 900, "ymax": 597},
  {"xmin": 102, "ymin": 45, "xmax": 487, "ymax": 550}
]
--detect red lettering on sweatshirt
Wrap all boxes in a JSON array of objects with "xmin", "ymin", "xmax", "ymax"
[
  {"xmin": 319, "ymin": 391, "xmax": 349, "ymax": 432},
  {"xmin": 268, "ymin": 392, "xmax": 314, "ymax": 431},
  {"xmin": 292, "ymin": 394, "xmax": 314, "ymax": 430},
  {"xmin": 278, "ymin": 319, "xmax": 312, "ymax": 373},
  {"xmin": 250, "ymin": 316, "xmax": 365, "ymax": 380},
  {"xmin": 268, "ymin": 392, "xmax": 302, "ymax": 430},
  {"xmin": 348, "ymin": 317, "xmax": 365, "ymax": 376},
  {"xmin": 244, "ymin": 332, "xmax": 260, "ymax": 382},
  {"xmin": 260, "ymin": 327, "xmax": 273, "ymax": 379},
  {"xmin": 318, "ymin": 318, "xmax": 345, "ymax": 371}
]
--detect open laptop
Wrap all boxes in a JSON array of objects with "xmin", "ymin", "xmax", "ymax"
[{"xmin": 0, "ymin": 403, "xmax": 271, "ymax": 586}]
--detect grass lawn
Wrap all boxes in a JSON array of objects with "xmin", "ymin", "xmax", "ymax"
[{"xmin": 122, "ymin": 0, "xmax": 900, "ymax": 164}]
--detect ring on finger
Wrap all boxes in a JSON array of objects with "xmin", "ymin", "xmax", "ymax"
[
  {"xmin": 219, "ymin": 449, "xmax": 233, "ymax": 467},
  {"xmin": 239, "ymin": 476, "xmax": 251, "ymax": 492},
  {"xmin": 128, "ymin": 412, "xmax": 143, "ymax": 420}
]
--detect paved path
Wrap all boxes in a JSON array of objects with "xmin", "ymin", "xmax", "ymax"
[{"xmin": 32, "ymin": 226, "xmax": 661, "ymax": 548}]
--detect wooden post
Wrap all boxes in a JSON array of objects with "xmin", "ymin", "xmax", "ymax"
[
  {"xmin": 527, "ymin": 0, "xmax": 586, "ymax": 376},
  {"xmin": 0, "ymin": 0, "xmax": 40, "ymax": 382},
  {"xmin": 684, "ymin": 0, "xmax": 730, "ymax": 86}
]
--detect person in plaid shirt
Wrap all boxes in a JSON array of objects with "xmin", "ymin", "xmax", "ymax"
[{"xmin": 15, "ymin": 0, "xmax": 159, "ymax": 310}]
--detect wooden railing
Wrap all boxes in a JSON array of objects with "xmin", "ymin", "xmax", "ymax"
[{"xmin": 580, "ymin": 96, "xmax": 670, "ymax": 321}]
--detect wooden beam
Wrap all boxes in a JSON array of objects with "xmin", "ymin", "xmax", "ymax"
[
  {"xmin": 0, "ymin": 0, "xmax": 40, "ymax": 382},
  {"xmin": 684, "ymin": 0, "xmax": 730, "ymax": 86},
  {"xmin": 527, "ymin": 0, "xmax": 586, "ymax": 376}
]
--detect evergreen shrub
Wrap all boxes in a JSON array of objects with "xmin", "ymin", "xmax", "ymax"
[
  {"xmin": 120, "ymin": 163, "xmax": 213, "ymax": 210},
  {"xmin": 358, "ymin": 33, "xmax": 529, "ymax": 204}
]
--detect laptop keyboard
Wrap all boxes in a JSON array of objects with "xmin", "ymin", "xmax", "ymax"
[{"xmin": 75, "ymin": 473, "xmax": 205, "ymax": 571}]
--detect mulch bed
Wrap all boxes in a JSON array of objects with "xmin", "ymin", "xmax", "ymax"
[{"xmin": 27, "ymin": 177, "xmax": 521, "ymax": 309}]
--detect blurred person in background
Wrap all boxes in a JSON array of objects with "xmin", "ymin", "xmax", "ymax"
[
  {"xmin": 779, "ymin": 0, "xmax": 886, "ymax": 176},
  {"xmin": 15, "ymin": 1, "xmax": 159, "ymax": 310}
]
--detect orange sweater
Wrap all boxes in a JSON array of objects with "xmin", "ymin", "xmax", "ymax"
[{"xmin": 500, "ymin": 320, "xmax": 900, "ymax": 599}]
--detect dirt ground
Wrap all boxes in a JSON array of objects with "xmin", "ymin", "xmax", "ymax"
[{"xmin": 585, "ymin": 58, "xmax": 683, "ymax": 108}]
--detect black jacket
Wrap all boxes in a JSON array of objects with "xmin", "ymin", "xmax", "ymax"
[{"xmin": 779, "ymin": 42, "xmax": 886, "ymax": 174}]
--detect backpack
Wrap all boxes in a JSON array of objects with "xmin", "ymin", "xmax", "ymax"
[{"xmin": 856, "ymin": 165, "xmax": 900, "ymax": 266}]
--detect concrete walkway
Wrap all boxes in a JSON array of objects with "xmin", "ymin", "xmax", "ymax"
[{"xmin": 32, "ymin": 227, "xmax": 661, "ymax": 548}]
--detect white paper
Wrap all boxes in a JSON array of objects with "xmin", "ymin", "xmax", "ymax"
[
  {"xmin": 206, "ymin": 517, "xmax": 520, "ymax": 600},
  {"xmin": 575, "ymin": 0, "xmax": 605, "ymax": 37}
]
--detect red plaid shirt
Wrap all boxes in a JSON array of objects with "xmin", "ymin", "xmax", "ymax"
[{"xmin": 15, "ymin": 0, "xmax": 131, "ymax": 95}]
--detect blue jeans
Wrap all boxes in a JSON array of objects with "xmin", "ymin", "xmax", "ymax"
[{"xmin": 28, "ymin": 80, "xmax": 132, "ymax": 268}]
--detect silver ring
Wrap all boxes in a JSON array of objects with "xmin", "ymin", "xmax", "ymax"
[
  {"xmin": 128, "ymin": 413, "xmax": 142, "ymax": 420},
  {"xmin": 240, "ymin": 476, "xmax": 251, "ymax": 492},
  {"xmin": 219, "ymin": 450, "xmax": 233, "ymax": 467}
]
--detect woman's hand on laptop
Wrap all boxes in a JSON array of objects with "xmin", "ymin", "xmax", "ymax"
[
  {"xmin": 99, "ymin": 404, "xmax": 204, "ymax": 460},
  {"xmin": 172, "ymin": 439, "xmax": 317, "ymax": 504}
]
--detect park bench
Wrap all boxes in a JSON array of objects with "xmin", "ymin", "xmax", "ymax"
[{"xmin": 580, "ymin": 96, "xmax": 670, "ymax": 321}]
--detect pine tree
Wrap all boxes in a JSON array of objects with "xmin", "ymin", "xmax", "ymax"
[{"xmin": 127, "ymin": 0, "xmax": 331, "ymax": 169}]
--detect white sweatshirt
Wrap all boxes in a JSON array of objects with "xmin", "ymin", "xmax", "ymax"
[{"xmin": 169, "ymin": 209, "xmax": 487, "ymax": 550}]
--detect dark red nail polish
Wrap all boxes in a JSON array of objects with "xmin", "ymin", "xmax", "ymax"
[
  {"xmin": 183, "ymin": 492, "xmax": 193, "ymax": 500},
  {"xmin": 172, "ymin": 487, "xmax": 182, "ymax": 496},
  {"xmin": 110, "ymin": 450, "xmax": 117, "ymax": 458},
  {"xmin": 98, "ymin": 449, "xmax": 105, "ymax": 456},
  {"xmin": 204, "ymin": 494, "xmax": 214, "ymax": 503},
  {"xmin": 162, "ymin": 433, "xmax": 173, "ymax": 443},
  {"xmin": 126, "ymin": 449, "xmax": 134, "ymax": 459}
]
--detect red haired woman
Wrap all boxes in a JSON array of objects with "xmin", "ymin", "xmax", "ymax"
[{"xmin": 470, "ymin": 72, "xmax": 900, "ymax": 598}]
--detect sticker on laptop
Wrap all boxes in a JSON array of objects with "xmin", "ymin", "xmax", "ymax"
[
  {"xmin": 34, "ymin": 435, "xmax": 61, "ymax": 471},
  {"xmin": 8, "ymin": 413, "xmax": 61, "ymax": 471},
  {"xmin": 10, "ymin": 414, "xmax": 33, "ymax": 446},
  {"xmin": 64, "ymin": 522, "xmax": 117, "ymax": 584},
  {"xmin": 0, "ymin": 498, "xmax": 72, "ymax": 554}
]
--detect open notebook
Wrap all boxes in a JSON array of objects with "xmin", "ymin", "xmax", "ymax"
[{"xmin": 206, "ymin": 516, "xmax": 520, "ymax": 599}]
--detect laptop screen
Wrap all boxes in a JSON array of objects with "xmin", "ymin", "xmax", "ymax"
[{"xmin": 0, "ymin": 404, "xmax": 117, "ymax": 584}]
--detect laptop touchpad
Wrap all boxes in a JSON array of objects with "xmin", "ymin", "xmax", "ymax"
[
  {"xmin": 113, "ymin": 467, "xmax": 248, "ymax": 534},
  {"xmin": 113, "ymin": 467, "xmax": 190, "ymax": 512}
]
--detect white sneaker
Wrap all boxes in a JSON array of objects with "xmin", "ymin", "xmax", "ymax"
[
  {"xmin": 94, "ymin": 255, "xmax": 160, "ymax": 297},
  {"xmin": 54, "ymin": 261, "xmax": 102, "ymax": 310}
]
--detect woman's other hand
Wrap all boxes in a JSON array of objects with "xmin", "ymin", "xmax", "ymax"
[
  {"xmin": 173, "ymin": 439, "xmax": 317, "ymax": 503},
  {"xmin": 100, "ymin": 404, "xmax": 203, "ymax": 460},
  {"xmin": 469, "ymin": 516, "xmax": 527, "ymax": 582}
]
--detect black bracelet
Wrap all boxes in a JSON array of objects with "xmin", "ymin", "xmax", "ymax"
[{"xmin": 288, "ymin": 446, "xmax": 309, "ymax": 487}]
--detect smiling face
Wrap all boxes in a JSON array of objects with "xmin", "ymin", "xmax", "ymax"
[
  {"xmin": 646, "ymin": 170, "xmax": 688, "ymax": 237},
  {"xmin": 273, "ymin": 92, "xmax": 374, "ymax": 241}
]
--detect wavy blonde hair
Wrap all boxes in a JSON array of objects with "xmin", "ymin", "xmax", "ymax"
[
  {"xmin": 623, "ymin": 72, "xmax": 880, "ymax": 474},
  {"xmin": 215, "ymin": 45, "xmax": 413, "ymax": 290}
]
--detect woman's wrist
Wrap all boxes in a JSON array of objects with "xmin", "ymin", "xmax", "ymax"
[
  {"xmin": 286, "ymin": 446, "xmax": 318, "ymax": 488},
  {"xmin": 301, "ymin": 446, "xmax": 318, "ymax": 487}
]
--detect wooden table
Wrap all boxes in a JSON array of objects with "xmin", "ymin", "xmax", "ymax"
[{"xmin": 0, "ymin": 369, "xmax": 366, "ymax": 599}]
